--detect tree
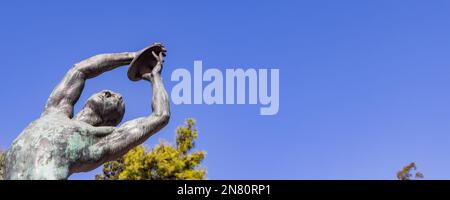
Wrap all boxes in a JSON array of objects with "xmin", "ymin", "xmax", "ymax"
[
  {"xmin": 0, "ymin": 150, "xmax": 4, "ymax": 180},
  {"xmin": 96, "ymin": 118, "xmax": 206, "ymax": 180},
  {"xmin": 397, "ymin": 162, "xmax": 424, "ymax": 180}
]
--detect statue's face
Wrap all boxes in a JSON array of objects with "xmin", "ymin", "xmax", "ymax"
[{"xmin": 84, "ymin": 90, "xmax": 125, "ymax": 126}]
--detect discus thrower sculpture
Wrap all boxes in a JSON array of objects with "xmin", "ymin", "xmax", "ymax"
[{"xmin": 3, "ymin": 43, "xmax": 170, "ymax": 180}]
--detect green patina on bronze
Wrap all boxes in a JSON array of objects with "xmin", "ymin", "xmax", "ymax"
[{"xmin": 3, "ymin": 44, "xmax": 170, "ymax": 180}]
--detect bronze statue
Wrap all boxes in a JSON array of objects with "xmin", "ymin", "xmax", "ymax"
[{"xmin": 3, "ymin": 43, "xmax": 170, "ymax": 180}]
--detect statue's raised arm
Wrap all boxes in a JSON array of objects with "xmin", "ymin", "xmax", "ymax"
[
  {"xmin": 44, "ymin": 52, "xmax": 137, "ymax": 117},
  {"xmin": 83, "ymin": 50, "xmax": 170, "ymax": 170}
]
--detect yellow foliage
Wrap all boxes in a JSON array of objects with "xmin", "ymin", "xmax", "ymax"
[{"xmin": 96, "ymin": 118, "xmax": 206, "ymax": 180}]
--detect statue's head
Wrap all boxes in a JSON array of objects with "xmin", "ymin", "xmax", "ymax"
[{"xmin": 75, "ymin": 90, "xmax": 125, "ymax": 127}]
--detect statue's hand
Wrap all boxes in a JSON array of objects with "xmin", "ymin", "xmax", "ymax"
[
  {"xmin": 141, "ymin": 73, "xmax": 153, "ymax": 81},
  {"xmin": 151, "ymin": 50, "xmax": 165, "ymax": 74},
  {"xmin": 142, "ymin": 50, "xmax": 165, "ymax": 82}
]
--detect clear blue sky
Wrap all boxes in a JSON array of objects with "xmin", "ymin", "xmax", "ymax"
[{"xmin": 2, "ymin": 0, "xmax": 450, "ymax": 180}]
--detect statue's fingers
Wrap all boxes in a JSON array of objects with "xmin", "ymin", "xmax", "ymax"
[
  {"xmin": 159, "ymin": 52, "xmax": 165, "ymax": 62},
  {"xmin": 152, "ymin": 51, "xmax": 158, "ymax": 59}
]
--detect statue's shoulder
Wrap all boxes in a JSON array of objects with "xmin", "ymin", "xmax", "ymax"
[
  {"xmin": 18, "ymin": 112, "xmax": 74, "ymax": 136},
  {"xmin": 38, "ymin": 111, "xmax": 72, "ymax": 123}
]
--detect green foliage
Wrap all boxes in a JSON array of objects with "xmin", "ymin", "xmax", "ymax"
[
  {"xmin": 397, "ymin": 162, "xmax": 424, "ymax": 180},
  {"xmin": 0, "ymin": 150, "xmax": 4, "ymax": 180},
  {"xmin": 96, "ymin": 118, "xmax": 206, "ymax": 180}
]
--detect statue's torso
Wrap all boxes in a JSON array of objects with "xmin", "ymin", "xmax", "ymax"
[{"xmin": 4, "ymin": 112, "xmax": 97, "ymax": 180}]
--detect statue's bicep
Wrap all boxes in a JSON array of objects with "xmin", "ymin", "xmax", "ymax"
[
  {"xmin": 89, "ymin": 126, "xmax": 116, "ymax": 137},
  {"xmin": 45, "ymin": 70, "xmax": 85, "ymax": 113}
]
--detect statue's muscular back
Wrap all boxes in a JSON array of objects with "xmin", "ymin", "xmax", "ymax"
[{"xmin": 4, "ymin": 112, "xmax": 108, "ymax": 180}]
